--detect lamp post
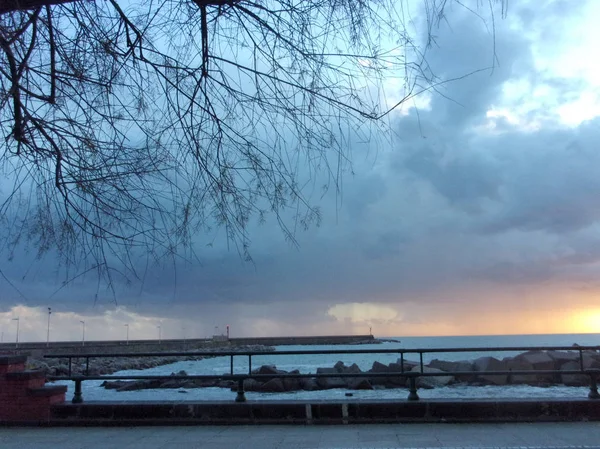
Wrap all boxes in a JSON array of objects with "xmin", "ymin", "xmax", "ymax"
[
  {"xmin": 80, "ymin": 320, "xmax": 85, "ymax": 346},
  {"xmin": 124, "ymin": 324, "xmax": 129, "ymax": 345},
  {"xmin": 12, "ymin": 317, "xmax": 19, "ymax": 348},
  {"xmin": 46, "ymin": 307, "xmax": 51, "ymax": 347}
]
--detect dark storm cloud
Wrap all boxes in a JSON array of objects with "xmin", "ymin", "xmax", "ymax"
[{"xmin": 2, "ymin": 0, "xmax": 599, "ymax": 333}]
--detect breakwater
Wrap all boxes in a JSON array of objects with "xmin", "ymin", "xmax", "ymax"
[{"xmin": 0, "ymin": 334, "xmax": 375, "ymax": 357}]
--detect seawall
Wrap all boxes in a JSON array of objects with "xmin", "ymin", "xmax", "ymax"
[{"xmin": 0, "ymin": 334, "xmax": 375, "ymax": 357}]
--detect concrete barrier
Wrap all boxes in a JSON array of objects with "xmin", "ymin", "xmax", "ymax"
[{"xmin": 47, "ymin": 398, "xmax": 600, "ymax": 425}]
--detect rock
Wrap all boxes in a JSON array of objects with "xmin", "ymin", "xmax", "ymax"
[
  {"xmin": 253, "ymin": 364, "xmax": 280, "ymax": 382},
  {"xmin": 504, "ymin": 358, "xmax": 539, "ymax": 385},
  {"xmin": 217, "ymin": 380, "xmax": 235, "ymax": 389},
  {"xmin": 259, "ymin": 378, "xmax": 286, "ymax": 392},
  {"xmin": 515, "ymin": 351, "xmax": 556, "ymax": 370},
  {"xmin": 160, "ymin": 380, "xmax": 183, "ymax": 388},
  {"xmin": 316, "ymin": 367, "xmax": 346, "ymax": 389},
  {"xmin": 396, "ymin": 359, "xmax": 419, "ymax": 371},
  {"xmin": 514, "ymin": 351, "xmax": 556, "ymax": 383},
  {"xmin": 334, "ymin": 362, "xmax": 361, "ymax": 374},
  {"xmin": 428, "ymin": 359, "xmax": 474, "ymax": 382},
  {"xmin": 411, "ymin": 366, "xmax": 453, "ymax": 388},
  {"xmin": 560, "ymin": 361, "xmax": 588, "ymax": 386},
  {"xmin": 370, "ymin": 361, "xmax": 389, "ymax": 373},
  {"xmin": 369, "ymin": 361, "xmax": 393, "ymax": 386},
  {"xmin": 547, "ymin": 350, "xmax": 580, "ymax": 365},
  {"xmin": 254, "ymin": 365, "xmax": 279, "ymax": 375},
  {"xmin": 300, "ymin": 377, "xmax": 319, "ymax": 391},
  {"xmin": 473, "ymin": 356, "xmax": 508, "ymax": 385},
  {"xmin": 243, "ymin": 378, "xmax": 261, "ymax": 391},
  {"xmin": 386, "ymin": 363, "xmax": 409, "ymax": 386},
  {"xmin": 54, "ymin": 364, "xmax": 70, "ymax": 376},
  {"xmin": 582, "ymin": 354, "xmax": 600, "ymax": 370},
  {"xmin": 282, "ymin": 370, "xmax": 301, "ymax": 391},
  {"xmin": 347, "ymin": 378, "xmax": 373, "ymax": 390},
  {"xmin": 102, "ymin": 380, "xmax": 131, "ymax": 390}
]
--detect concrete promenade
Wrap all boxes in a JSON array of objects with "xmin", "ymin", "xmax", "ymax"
[{"xmin": 1, "ymin": 422, "xmax": 600, "ymax": 449}]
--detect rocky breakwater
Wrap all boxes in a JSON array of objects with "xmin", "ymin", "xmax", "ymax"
[
  {"xmin": 26, "ymin": 345, "xmax": 275, "ymax": 377},
  {"xmin": 100, "ymin": 348, "xmax": 600, "ymax": 393}
]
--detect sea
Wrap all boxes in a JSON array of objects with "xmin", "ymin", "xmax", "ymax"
[{"xmin": 57, "ymin": 333, "xmax": 600, "ymax": 402}]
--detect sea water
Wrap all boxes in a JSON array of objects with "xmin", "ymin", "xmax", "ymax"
[{"xmin": 57, "ymin": 333, "xmax": 600, "ymax": 402}]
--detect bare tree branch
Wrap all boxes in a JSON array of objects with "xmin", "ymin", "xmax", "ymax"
[{"xmin": 0, "ymin": 0, "xmax": 506, "ymax": 295}]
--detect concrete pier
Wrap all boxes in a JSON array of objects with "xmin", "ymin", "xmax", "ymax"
[{"xmin": 0, "ymin": 334, "xmax": 375, "ymax": 357}]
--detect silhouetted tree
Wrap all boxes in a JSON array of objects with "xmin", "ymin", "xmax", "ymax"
[{"xmin": 0, "ymin": 0, "xmax": 505, "ymax": 290}]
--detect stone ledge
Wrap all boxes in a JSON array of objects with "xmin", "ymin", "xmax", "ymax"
[
  {"xmin": 5, "ymin": 370, "xmax": 46, "ymax": 380},
  {"xmin": 28, "ymin": 386, "xmax": 68, "ymax": 397},
  {"xmin": 0, "ymin": 355, "xmax": 27, "ymax": 365},
  {"xmin": 39, "ymin": 398, "xmax": 600, "ymax": 426}
]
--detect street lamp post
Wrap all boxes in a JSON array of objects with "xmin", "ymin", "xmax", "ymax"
[
  {"xmin": 80, "ymin": 320, "xmax": 85, "ymax": 346},
  {"xmin": 46, "ymin": 307, "xmax": 51, "ymax": 347},
  {"xmin": 124, "ymin": 324, "xmax": 129, "ymax": 345},
  {"xmin": 12, "ymin": 317, "xmax": 19, "ymax": 348}
]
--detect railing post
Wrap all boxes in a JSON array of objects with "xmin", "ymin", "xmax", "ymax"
[
  {"xmin": 407, "ymin": 376, "xmax": 419, "ymax": 401},
  {"xmin": 68, "ymin": 357, "xmax": 72, "ymax": 377},
  {"xmin": 235, "ymin": 378, "xmax": 246, "ymax": 402},
  {"xmin": 589, "ymin": 370, "xmax": 600, "ymax": 400},
  {"xmin": 419, "ymin": 352, "xmax": 424, "ymax": 372},
  {"xmin": 72, "ymin": 378, "xmax": 84, "ymax": 404},
  {"xmin": 230, "ymin": 355, "xmax": 234, "ymax": 375},
  {"xmin": 85, "ymin": 357, "xmax": 90, "ymax": 376}
]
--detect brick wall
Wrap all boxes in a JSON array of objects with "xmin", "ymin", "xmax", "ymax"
[{"xmin": 0, "ymin": 355, "xmax": 67, "ymax": 423}]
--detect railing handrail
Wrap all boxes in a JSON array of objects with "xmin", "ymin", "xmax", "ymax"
[
  {"xmin": 43, "ymin": 344, "xmax": 600, "ymax": 359},
  {"xmin": 48, "ymin": 369, "xmax": 600, "ymax": 381},
  {"xmin": 41, "ymin": 344, "xmax": 600, "ymax": 404}
]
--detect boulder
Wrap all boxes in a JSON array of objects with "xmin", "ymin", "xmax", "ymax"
[
  {"xmin": 513, "ymin": 351, "xmax": 556, "ymax": 383},
  {"xmin": 259, "ymin": 378, "xmax": 286, "ymax": 393},
  {"xmin": 253, "ymin": 364, "xmax": 279, "ymax": 378},
  {"xmin": 504, "ymin": 358, "xmax": 539, "ymax": 385},
  {"xmin": 428, "ymin": 359, "xmax": 474, "ymax": 382},
  {"xmin": 54, "ymin": 364, "xmax": 70, "ymax": 376},
  {"xmin": 300, "ymin": 377, "xmax": 319, "ymax": 391},
  {"xmin": 473, "ymin": 356, "xmax": 508, "ymax": 385},
  {"xmin": 411, "ymin": 366, "xmax": 453, "ymax": 389},
  {"xmin": 283, "ymin": 370, "xmax": 301, "ymax": 391},
  {"xmin": 369, "ymin": 361, "xmax": 393, "ymax": 386},
  {"xmin": 560, "ymin": 361, "xmax": 588, "ymax": 386},
  {"xmin": 335, "ymin": 362, "xmax": 362, "ymax": 374},
  {"xmin": 243, "ymin": 378, "xmax": 261, "ymax": 391},
  {"xmin": 347, "ymin": 378, "xmax": 374, "ymax": 390},
  {"xmin": 316, "ymin": 367, "xmax": 346, "ymax": 389},
  {"xmin": 370, "ymin": 361, "xmax": 390, "ymax": 373},
  {"xmin": 386, "ymin": 363, "xmax": 409, "ymax": 386},
  {"xmin": 514, "ymin": 351, "xmax": 556, "ymax": 370},
  {"xmin": 396, "ymin": 359, "xmax": 419, "ymax": 371},
  {"xmin": 582, "ymin": 354, "xmax": 600, "ymax": 370},
  {"xmin": 102, "ymin": 380, "xmax": 131, "ymax": 390},
  {"xmin": 547, "ymin": 350, "xmax": 580, "ymax": 365}
]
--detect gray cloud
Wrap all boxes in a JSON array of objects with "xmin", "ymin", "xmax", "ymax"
[{"xmin": 2, "ymin": 1, "xmax": 599, "ymax": 336}]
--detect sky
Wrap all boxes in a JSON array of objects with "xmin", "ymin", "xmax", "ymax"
[{"xmin": 2, "ymin": 0, "xmax": 600, "ymax": 342}]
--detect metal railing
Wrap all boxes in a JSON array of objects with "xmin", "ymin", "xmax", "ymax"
[{"xmin": 45, "ymin": 345, "xmax": 600, "ymax": 404}]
